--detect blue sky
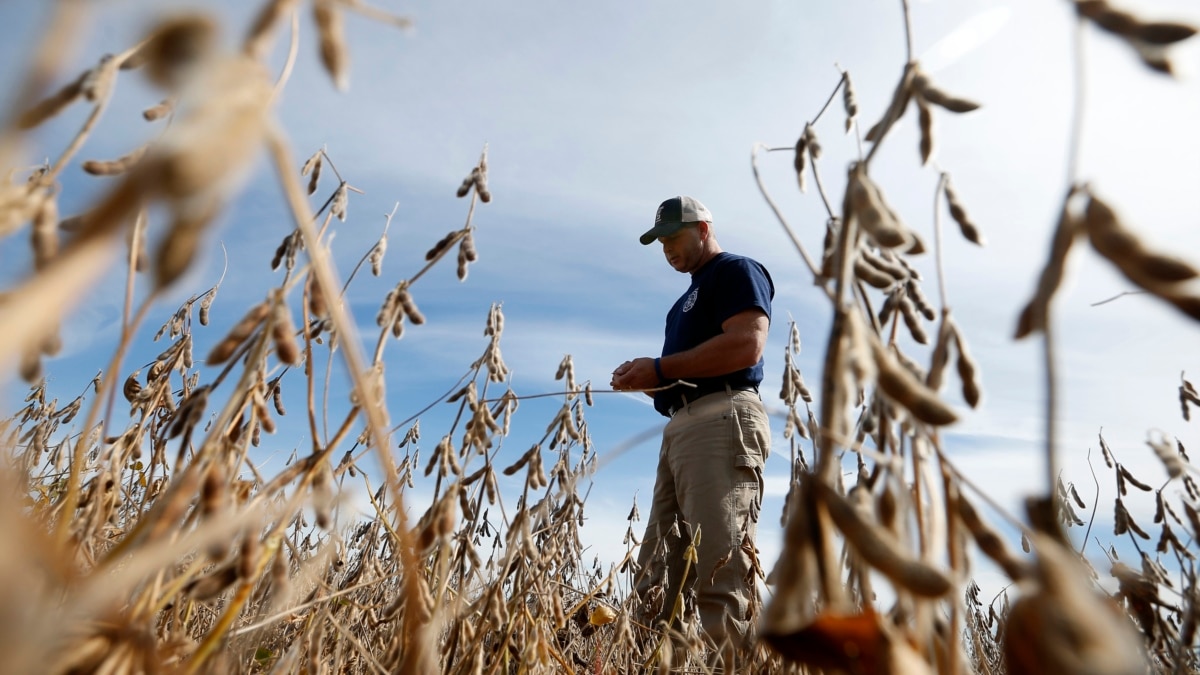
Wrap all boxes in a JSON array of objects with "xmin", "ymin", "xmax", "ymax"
[{"xmin": 3, "ymin": 0, "xmax": 1200, "ymax": 598}]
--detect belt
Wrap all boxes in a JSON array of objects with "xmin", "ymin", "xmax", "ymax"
[{"xmin": 668, "ymin": 382, "xmax": 758, "ymax": 417}]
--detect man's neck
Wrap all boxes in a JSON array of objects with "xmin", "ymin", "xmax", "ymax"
[{"xmin": 690, "ymin": 246, "xmax": 724, "ymax": 276}]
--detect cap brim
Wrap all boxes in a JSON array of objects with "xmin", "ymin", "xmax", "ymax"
[{"xmin": 639, "ymin": 222, "xmax": 685, "ymax": 245}]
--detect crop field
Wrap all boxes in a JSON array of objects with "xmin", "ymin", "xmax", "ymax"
[{"xmin": 0, "ymin": 1, "xmax": 1198, "ymax": 673}]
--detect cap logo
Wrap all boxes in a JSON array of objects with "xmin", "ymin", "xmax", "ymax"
[{"xmin": 654, "ymin": 204, "xmax": 666, "ymax": 225}]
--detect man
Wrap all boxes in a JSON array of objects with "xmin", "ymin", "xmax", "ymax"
[{"xmin": 610, "ymin": 195, "xmax": 773, "ymax": 664}]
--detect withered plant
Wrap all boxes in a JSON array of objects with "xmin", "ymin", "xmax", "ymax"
[{"xmin": 750, "ymin": 1, "xmax": 1200, "ymax": 674}]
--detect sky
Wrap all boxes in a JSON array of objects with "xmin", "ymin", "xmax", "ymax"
[{"xmin": 2, "ymin": 0, "xmax": 1200, "ymax": 604}]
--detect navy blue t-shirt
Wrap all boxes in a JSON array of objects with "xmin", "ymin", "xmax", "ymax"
[{"xmin": 654, "ymin": 252, "xmax": 774, "ymax": 417}]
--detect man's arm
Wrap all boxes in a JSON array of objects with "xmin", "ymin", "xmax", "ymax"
[{"xmin": 610, "ymin": 308, "xmax": 768, "ymax": 392}]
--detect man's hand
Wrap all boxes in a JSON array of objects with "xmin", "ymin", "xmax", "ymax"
[
  {"xmin": 610, "ymin": 311, "xmax": 766, "ymax": 398},
  {"xmin": 610, "ymin": 357, "xmax": 659, "ymax": 395}
]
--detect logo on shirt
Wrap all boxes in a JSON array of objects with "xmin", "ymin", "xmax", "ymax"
[{"xmin": 682, "ymin": 288, "xmax": 698, "ymax": 312}]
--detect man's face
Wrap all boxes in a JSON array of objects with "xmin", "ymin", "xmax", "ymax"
[{"xmin": 658, "ymin": 224, "xmax": 703, "ymax": 273}]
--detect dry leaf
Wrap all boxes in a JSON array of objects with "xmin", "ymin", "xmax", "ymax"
[{"xmin": 589, "ymin": 604, "xmax": 617, "ymax": 626}]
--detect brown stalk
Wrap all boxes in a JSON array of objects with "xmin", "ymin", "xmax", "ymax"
[
  {"xmin": 943, "ymin": 177, "xmax": 984, "ymax": 246},
  {"xmin": 917, "ymin": 96, "xmax": 934, "ymax": 165},
  {"xmin": 815, "ymin": 478, "xmax": 952, "ymax": 597},
  {"xmin": 864, "ymin": 62, "xmax": 915, "ymax": 162},
  {"xmin": 244, "ymin": 0, "xmax": 302, "ymax": 60},
  {"xmin": 913, "ymin": 69, "xmax": 981, "ymax": 114},
  {"xmin": 314, "ymin": 0, "xmax": 349, "ymax": 90},
  {"xmin": 1003, "ymin": 533, "xmax": 1147, "ymax": 675},
  {"xmin": 16, "ymin": 70, "xmax": 86, "ymax": 130},
  {"xmin": 81, "ymin": 145, "xmax": 147, "ymax": 176},
  {"xmin": 957, "ymin": 493, "xmax": 1028, "ymax": 581},
  {"xmin": 1, "ymin": 0, "xmax": 89, "ymax": 155},
  {"xmin": 1015, "ymin": 190, "xmax": 1082, "ymax": 339},
  {"xmin": 871, "ymin": 331, "xmax": 957, "ymax": 425},
  {"xmin": 342, "ymin": 0, "xmax": 414, "ymax": 30},
  {"xmin": 750, "ymin": 143, "xmax": 823, "ymax": 281},
  {"xmin": 266, "ymin": 123, "xmax": 432, "ymax": 654}
]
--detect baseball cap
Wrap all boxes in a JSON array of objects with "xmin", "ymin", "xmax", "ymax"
[{"xmin": 639, "ymin": 196, "xmax": 713, "ymax": 245}]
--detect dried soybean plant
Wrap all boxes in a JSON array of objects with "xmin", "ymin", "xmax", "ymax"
[
  {"xmin": 1003, "ymin": 3, "xmax": 1200, "ymax": 672},
  {"xmin": 0, "ymin": 2, "xmax": 623, "ymax": 674},
  {"xmin": 2, "ymin": 1, "xmax": 1198, "ymax": 674},
  {"xmin": 753, "ymin": 27, "xmax": 988, "ymax": 675},
  {"xmin": 753, "ymin": 1, "xmax": 1199, "ymax": 674}
]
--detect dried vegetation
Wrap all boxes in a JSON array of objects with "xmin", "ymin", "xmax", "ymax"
[{"xmin": 0, "ymin": 0, "xmax": 1198, "ymax": 673}]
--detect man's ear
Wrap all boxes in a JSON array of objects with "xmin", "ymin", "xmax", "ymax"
[{"xmin": 697, "ymin": 221, "xmax": 711, "ymax": 240}]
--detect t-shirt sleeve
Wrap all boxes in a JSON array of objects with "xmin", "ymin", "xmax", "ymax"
[{"xmin": 713, "ymin": 258, "xmax": 774, "ymax": 325}]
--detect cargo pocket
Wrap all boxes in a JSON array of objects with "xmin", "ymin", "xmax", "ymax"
[
  {"xmin": 734, "ymin": 454, "xmax": 764, "ymax": 522},
  {"xmin": 731, "ymin": 400, "xmax": 770, "ymax": 463}
]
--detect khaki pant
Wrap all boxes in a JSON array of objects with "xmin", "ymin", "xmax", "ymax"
[{"xmin": 635, "ymin": 387, "xmax": 770, "ymax": 653}]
